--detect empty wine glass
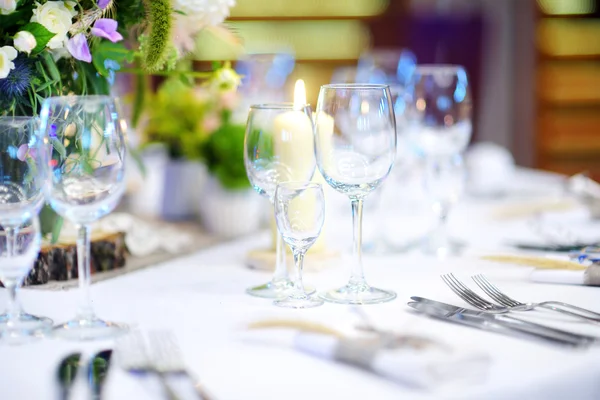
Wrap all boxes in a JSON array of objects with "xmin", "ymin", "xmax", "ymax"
[
  {"xmin": 0, "ymin": 218, "xmax": 52, "ymax": 344},
  {"xmin": 274, "ymin": 182, "xmax": 325, "ymax": 308},
  {"xmin": 405, "ymin": 65, "xmax": 472, "ymax": 256},
  {"xmin": 244, "ymin": 103, "xmax": 316, "ymax": 298},
  {"xmin": 0, "ymin": 116, "xmax": 51, "ymax": 335},
  {"xmin": 40, "ymin": 95, "xmax": 128, "ymax": 340},
  {"xmin": 422, "ymin": 154, "xmax": 466, "ymax": 256},
  {"xmin": 315, "ymin": 84, "xmax": 397, "ymax": 305}
]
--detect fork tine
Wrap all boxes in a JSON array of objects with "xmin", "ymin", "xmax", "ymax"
[
  {"xmin": 472, "ymin": 275, "xmax": 513, "ymax": 306},
  {"xmin": 441, "ymin": 274, "xmax": 487, "ymax": 309},
  {"xmin": 447, "ymin": 274, "xmax": 495, "ymax": 308},
  {"xmin": 476, "ymin": 275, "xmax": 521, "ymax": 307}
]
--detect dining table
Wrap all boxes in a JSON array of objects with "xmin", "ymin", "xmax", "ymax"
[{"xmin": 2, "ymin": 167, "xmax": 600, "ymax": 400}]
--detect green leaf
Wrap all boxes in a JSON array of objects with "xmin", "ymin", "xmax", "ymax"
[
  {"xmin": 92, "ymin": 41, "xmax": 132, "ymax": 77},
  {"xmin": 50, "ymin": 137, "xmax": 67, "ymax": 159},
  {"xmin": 21, "ymin": 22, "xmax": 56, "ymax": 55},
  {"xmin": 51, "ymin": 216, "xmax": 63, "ymax": 244},
  {"xmin": 41, "ymin": 52, "xmax": 61, "ymax": 84}
]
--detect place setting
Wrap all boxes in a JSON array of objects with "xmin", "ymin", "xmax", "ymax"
[{"xmin": 2, "ymin": 1, "xmax": 600, "ymax": 399}]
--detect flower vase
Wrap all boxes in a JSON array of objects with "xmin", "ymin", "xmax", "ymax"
[
  {"xmin": 127, "ymin": 144, "xmax": 207, "ymax": 221},
  {"xmin": 198, "ymin": 176, "xmax": 263, "ymax": 238}
]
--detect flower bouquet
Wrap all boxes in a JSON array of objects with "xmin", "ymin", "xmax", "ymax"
[{"xmin": 0, "ymin": 0, "xmax": 237, "ymax": 283}]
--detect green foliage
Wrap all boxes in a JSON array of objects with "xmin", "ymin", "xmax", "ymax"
[
  {"xmin": 203, "ymin": 123, "xmax": 249, "ymax": 190},
  {"xmin": 92, "ymin": 41, "xmax": 134, "ymax": 77},
  {"xmin": 21, "ymin": 22, "xmax": 55, "ymax": 55},
  {"xmin": 141, "ymin": 0, "xmax": 173, "ymax": 72}
]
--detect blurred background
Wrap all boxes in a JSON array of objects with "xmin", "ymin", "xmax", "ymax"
[{"xmin": 189, "ymin": 0, "xmax": 600, "ymax": 179}]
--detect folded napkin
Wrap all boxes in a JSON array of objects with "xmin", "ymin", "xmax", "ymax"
[
  {"xmin": 530, "ymin": 265, "xmax": 600, "ymax": 286},
  {"xmin": 242, "ymin": 320, "xmax": 489, "ymax": 390}
]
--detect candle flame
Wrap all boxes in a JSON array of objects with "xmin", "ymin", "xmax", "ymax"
[{"xmin": 294, "ymin": 79, "xmax": 307, "ymax": 109}]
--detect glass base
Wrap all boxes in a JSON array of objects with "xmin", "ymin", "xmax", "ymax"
[
  {"xmin": 0, "ymin": 312, "xmax": 53, "ymax": 344},
  {"xmin": 320, "ymin": 283, "xmax": 397, "ymax": 305},
  {"xmin": 246, "ymin": 279, "xmax": 315, "ymax": 299},
  {"xmin": 274, "ymin": 295, "xmax": 324, "ymax": 309},
  {"xmin": 53, "ymin": 317, "xmax": 128, "ymax": 341}
]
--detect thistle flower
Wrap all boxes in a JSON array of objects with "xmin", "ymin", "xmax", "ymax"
[{"xmin": 0, "ymin": 56, "xmax": 32, "ymax": 99}]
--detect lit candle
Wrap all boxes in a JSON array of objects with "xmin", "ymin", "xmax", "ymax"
[{"xmin": 270, "ymin": 80, "xmax": 326, "ymax": 252}]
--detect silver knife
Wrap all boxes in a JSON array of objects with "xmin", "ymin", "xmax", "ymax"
[{"xmin": 408, "ymin": 298, "xmax": 596, "ymax": 347}]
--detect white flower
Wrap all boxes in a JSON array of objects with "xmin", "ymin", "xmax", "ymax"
[
  {"xmin": 0, "ymin": 0, "xmax": 17, "ymax": 16},
  {"xmin": 0, "ymin": 46, "xmax": 18, "ymax": 79},
  {"xmin": 31, "ymin": 1, "xmax": 75, "ymax": 50},
  {"xmin": 171, "ymin": 0, "xmax": 235, "ymax": 54},
  {"xmin": 172, "ymin": 0, "xmax": 235, "ymax": 28},
  {"xmin": 14, "ymin": 31, "xmax": 37, "ymax": 55}
]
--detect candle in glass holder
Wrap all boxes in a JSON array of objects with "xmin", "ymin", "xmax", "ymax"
[{"xmin": 270, "ymin": 80, "xmax": 326, "ymax": 252}]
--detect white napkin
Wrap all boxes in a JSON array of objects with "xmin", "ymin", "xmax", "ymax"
[
  {"xmin": 241, "ymin": 327, "xmax": 489, "ymax": 390},
  {"xmin": 530, "ymin": 265, "xmax": 600, "ymax": 286}
]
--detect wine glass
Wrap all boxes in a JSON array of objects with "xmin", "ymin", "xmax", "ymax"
[
  {"xmin": 244, "ymin": 103, "xmax": 316, "ymax": 298},
  {"xmin": 40, "ymin": 95, "xmax": 128, "ymax": 340},
  {"xmin": 0, "ymin": 217, "xmax": 52, "ymax": 343},
  {"xmin": 404, "ymin": 65, "xmax": 472, "ymax": 256},
  {"xmin": 314, "ymin": 84, "xmax": 397, "ymax": 304},
  {"xmin": 0, "ymin": 116, "xmax": 51, "ymax": 336},
  {"xmin": 274, "ymin": 182, "xmax": 325, "ymax": 308}
]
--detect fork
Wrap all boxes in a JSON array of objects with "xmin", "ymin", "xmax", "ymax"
[
  {"xmin": 116, "ymin": 331, "xmax": 180, "ymax": 400},
  {"xmin": 148, "ymin": 330, "xmax": 214, "ymax": 400},
  {"xmin": 440, "ymin": 273, "xmax": 599, "ymax": 344},
  {"xmin": 472, "ymin": 274, "xmax": 600, "ymax": 323}
]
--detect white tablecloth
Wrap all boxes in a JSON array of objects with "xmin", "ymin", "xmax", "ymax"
[{"xmin": 2, "ymin": 168, "xmax": 600, "ymax": 400}]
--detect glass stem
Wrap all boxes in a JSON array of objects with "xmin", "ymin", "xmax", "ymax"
[
  {"xmin": 272, "ymin": 233, "xmax": 288, "ymax": 283},
  {"xmin": 76, "ymin": 224, "xmax": 95, "ymax": 321},
  {"xmin": 4, "ymin": 226, "xmax": 18, "ymax": 257},
  {"xmin": 291, "ymin": 250, "xmax": 307, "ymax": 299},
  {"xmin": 434, "ymin": 202, "xmax": 451, "ymax": 245},
  {"xmin": 5, "ymin": 283, "xmax": 20, "ymax": 324},
  {"xmin": 349, "ymin": 199, "xmax": 366, "ymax": 287}
]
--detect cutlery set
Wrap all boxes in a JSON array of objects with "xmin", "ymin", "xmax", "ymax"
[
  {"xmin": 409, "ymin": 274, "xmax": 600, "ymax": 348},
  {"xmin": 55, "ymin": 330, "xmax": 211, "ymax": 400},
  {"xmin": 57, "ymin": 350, "xmax": 112, "ymax": 400}
]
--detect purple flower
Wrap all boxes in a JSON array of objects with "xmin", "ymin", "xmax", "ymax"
[
  {"xmin": 49, "ymin": 124, "xmax": 57, "ymax": 138},
  {"xmin": 17, "ymin": 144, "xmax": 28, "ymax": 161},
  {"xmin": 91, "ymin": 19, "xmax": 123, "ymax": 43},
  {"xmin": 97, "ymin": 0, "xmax": 111, "ymax": 9},
  {"xmin": 66, "ymin": 34, "xmax": 92, "ymax": 63}
]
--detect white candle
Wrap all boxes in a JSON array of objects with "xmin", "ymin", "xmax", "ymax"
[{"xmin": 270, "ymin": 80, "xmax": 326, "ymax": 253}]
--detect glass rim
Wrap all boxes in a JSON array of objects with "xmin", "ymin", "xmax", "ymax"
[
  {"xmin": 0, "ymin": 116, "xmax": 39, "ymax": 121},
  {"xmin": 320, "ymin": 83, "xmax": 390, "ymax": 90},
  {"xmin": 415, "ymin": 64, "xmax": 466, "ymax": 74},
  {"xmin": 250, "ymin": 103, "xmax": 311, "ymax": 110},
  {"xmin": 42, "ymin": 94, "xmax": 119, "ymax": 104},
  {"xmin": 276, "ymin": 181, "xmax": 322, "ymax": 190}
]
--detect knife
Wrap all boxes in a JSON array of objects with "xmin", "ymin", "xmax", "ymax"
[
  {"xmin": 89, "ymin": 350, "xmax": 113, "ymax": 400},
  {"xmin": 57, "ymin": 353, "xmax": 82, "ymax": 400},
  {"xmin": 408, "ymin": 298, "xmax": 596, "ymax": 347}
]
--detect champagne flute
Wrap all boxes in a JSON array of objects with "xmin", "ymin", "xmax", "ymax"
[
  {"xmin": 40, "ymin": 95, "xmax": 128, "ymax": 340},
  {"xmin": 244, "ymin": 104, "xmax": 316, "ymax": 298},
  {"xmin": 315, "ymin": 84, "xmax": 397, "ymax": 304},
  {"xmin": 274, "ymin": 182, "xmax": 325, "ymax": 308},
  {"xmin": 405, "ymin": 65, "xmax": 472, "ymax": 256}
]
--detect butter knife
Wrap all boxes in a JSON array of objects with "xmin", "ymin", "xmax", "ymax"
[
  {"xmin": 410, "ymin": 296, "xmax": 599, "ymax": 346},
  {"xmin": 408, "ymin": 300, "xmax": 591, "ymax": 347},
  {"xmin": 57, "ymin": 353, "xmax": 82, "ymax": 400},
  {"xmin": 89, "ymin": 350, "xmax": 112, "ymax": 400}
]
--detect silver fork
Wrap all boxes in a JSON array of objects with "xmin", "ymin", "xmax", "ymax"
[
  {"xmin": 440, "ymin": 273, "xmax": 599, "ymax": 344},
  {"xmin": 148, "ymin": 330, "xmax": 214, "ymax": 400},
  {"xmin": 472, "ymin": 274, "xmax": 600, "ymax": 323},
  {"xmin": 116, "ymin": 331, "xmax": 181, "ymax": 400}
]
